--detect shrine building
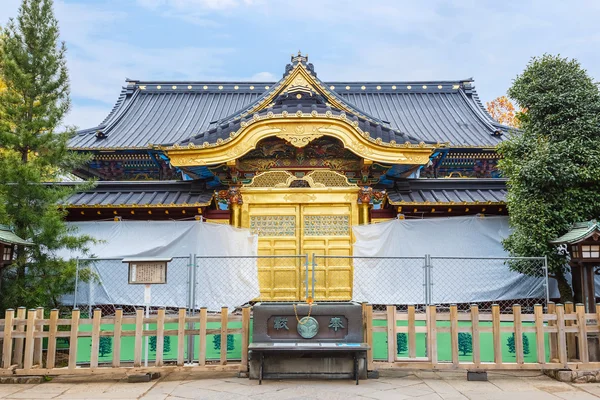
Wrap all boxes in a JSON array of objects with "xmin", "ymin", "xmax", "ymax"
[{"xmin": 64, "ymin": 53, "xmax": 511, "ymax": 300}]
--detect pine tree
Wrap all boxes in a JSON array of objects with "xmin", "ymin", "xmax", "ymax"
[
  {"xmin": 213, "ymin": 334, "xmax": 235, "ymax": 351},
  {"xmin": 149, "ymin": 336, "xmax": 171, "ymax": 353},
  {"xmin": 0, "ymin": 0, "xmax": 94, "ymax": 309},
  {"xmin": 507, "ymin": 333, "xmax": 530, "ymax": 355},
  {"xmin": 458, "ymin": 332, "xmax": 473, "ymax": 356},
  {"xmin": 396, "ymin": 333, "xmax": 407, "ymax": 354},
  {"xmin": 98, "ymin": 336, "xmax": 112, "ymax": 357}
]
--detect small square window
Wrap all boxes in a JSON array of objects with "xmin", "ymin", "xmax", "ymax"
[{"xmin": 3, "ymin": 246, "xmax": 12, "ymax": 261}]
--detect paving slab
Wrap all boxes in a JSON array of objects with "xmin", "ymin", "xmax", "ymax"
[{"xmin": 0, "ymin": 370, "xmax": 598, "ymax": 399}]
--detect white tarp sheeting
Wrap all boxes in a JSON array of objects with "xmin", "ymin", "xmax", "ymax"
[
  {"xmin": 352, "ymin": 216, "xmax": 550, "ymax": 304},
  {"xmin": 60, "ymin": 221, "xmax": 259, "ymax": 311}
]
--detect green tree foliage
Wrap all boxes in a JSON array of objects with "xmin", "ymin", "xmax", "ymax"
[
  {"xmin": 396, "ymin": 333, "xmax": 407, "ymax": 354},
  {"xmin": 149, "ymin": 336, "xmax": 171, "ymax": 353},
  {"xmin": 498, "ymin": 54, "xmax": 600, "ymax": 302},
  {"xmin": 458, "ymin": 332, "xmax": 472, "ymax": 356},
  {"xmin": 98, "ymin": 336, "xmax": 112, "ymax": 357},
  {"xmin": 507, "ymin": 333, "xmax": 530, "ymax": 356},
  {"xmin": 213, "ymin": 334, "xmax": 235, "ymax": 351},
  {"xmin": 0, "ymin": 0, "xmax": 94, "ymax": 309}
]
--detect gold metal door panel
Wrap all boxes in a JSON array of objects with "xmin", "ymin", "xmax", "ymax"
[
  {"xmin": 301, "ymin": 205, "xmax": 353, "ymax": 300},
  {"xmin": 249, "ymin": 205, "xmax": 302, "ymax": 300}
]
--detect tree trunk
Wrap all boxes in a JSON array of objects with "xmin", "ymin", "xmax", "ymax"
[{"xmin": 555, "ymin": 269, "xmax": 573, "ymax": 303}]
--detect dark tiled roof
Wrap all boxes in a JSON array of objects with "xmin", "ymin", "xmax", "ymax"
[
  {"xmin": 56, "ymin": 181, "xmax": 213, "ymax": 207},
  {"xmin": 70, "ymin": 73, "xmax": 510, "ymax": 150},
  {"xmin": 179, "ymin": 90, "xmax": 427, "ymax": 147},
  {"xmin": 388, "ymin": 178, "xmax": 507, "ymax": 205}
]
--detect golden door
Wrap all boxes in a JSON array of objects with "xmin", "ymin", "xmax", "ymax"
[{"xmin": 248, "ymin": 202, "xmax": 354, "ymax": 301}]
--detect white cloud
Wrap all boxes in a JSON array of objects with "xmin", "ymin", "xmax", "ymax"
[
  {"xmin": 249, "ymin": 71, "xmax": 276, "ymax": 81},
  {"xmin": 1, "ymin": 0, "xmax": 236, "ymax": 127},
  {"xmin": 3, "ymin": 0, "xmax": 600, "ymax": 128},
  {"xmin": 138, "ymin": 0, "xmax": 260, "ymax": 10},
  {"xmin": 63, "ymin": 105, "xmax": 115, "ymax": 131},
  {"xmin": 136, "ymin": 0, "xmax": 262, "ymax": 25}
]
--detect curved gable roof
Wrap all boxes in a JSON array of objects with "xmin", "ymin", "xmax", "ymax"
[{"xmin": 69, "ymin": 55, "xmax": 511, "ymax": 150}]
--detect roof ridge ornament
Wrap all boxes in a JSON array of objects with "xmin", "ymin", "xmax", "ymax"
[{"xmin": 291, "ymin": 51, "xmax": 308, "ymax": 65}]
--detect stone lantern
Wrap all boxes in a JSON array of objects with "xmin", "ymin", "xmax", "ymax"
[{"xmin": 550, "ymin": 220, "xmax": 600, "ymax": 313}]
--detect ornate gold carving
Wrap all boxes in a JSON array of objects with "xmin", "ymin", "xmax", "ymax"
[
  {"xmin": 283, "ymin": 193, "xmax": 317, "ymax": 203},
  {"xmin": 275, "ymin": 124, "xmax": 324, "ymax": 148},
  {"xmin": 244, "ymin": 170, "xmax": 356, "ymax": 189},
  {"xmin": 164, "ymin": 118, "xmax": 434, "ymax": 167},
  {"xmin": 250, "ymin": 215, "xmax": 295, "ymax": 237},
  {"xmin": 304, "ymin": 170, "xmax": 355, "ymax": 187},
  {"xmin": 304, "ymin": 215, "xmax": 349, "ymax": 236},
  {"xmin": 246, "ymin": 171, "xmax": 296, "ymax": 188}
]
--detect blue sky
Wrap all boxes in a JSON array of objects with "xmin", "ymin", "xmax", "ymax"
[{"xmin": 1, "ymin": 0, "xmax": 599, "ymax": 130}]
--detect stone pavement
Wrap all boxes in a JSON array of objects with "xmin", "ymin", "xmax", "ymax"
[{"xmin": 1, "ymin": 370, "xmax": 600, "ymax": 400}]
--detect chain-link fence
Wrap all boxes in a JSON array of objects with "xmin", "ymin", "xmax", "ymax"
[
  {"xmin": 70, "ymin": 256, "xmax": 193, "ymax": 316},
  {"xmin": 70, "ymin": 255, "xmax": 312, "ymax": 316},
  {"xmin": 430, "ymin": 256, "xmax": 548, "ymax": 313},
  {"xmin": 69, "ymin": 254, "xmax": 549, "ymax": 315},
  {"xmin": 312, "ymin": 254, "xmax": 549, "ymax": 313},
  {"xmin": 195, "ymin": 255, "xmax": 308, "ymax": 304}
]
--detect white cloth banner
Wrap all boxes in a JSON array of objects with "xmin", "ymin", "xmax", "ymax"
[
  {"xmin": 352, "ymin": 216, "xmax": 550, "ymax": 304},
  {"xmin": 59, "ymin": 221, "xmax": 259, "ymax": 311}
]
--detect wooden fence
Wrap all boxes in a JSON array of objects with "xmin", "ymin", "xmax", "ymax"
[
  {"xmin": 0, "ymin": 306, "xmax": 250, "ymax": 375},
  {"xmin": 0, "ymin": 302, "xmax": 599, "ymax": 376},
  {"xmin": 363, "ymin": 302, "xmax": 600, "ymax": 371}
]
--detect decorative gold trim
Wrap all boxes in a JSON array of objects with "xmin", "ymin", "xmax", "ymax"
[
  {"xmin": 244, "ymin": 170, "xmax": 357, "ymax": 188},
  {"xmin": 164, "ymin": 118, "xmax": 434, "ymax": 166},
  {"xmin": 275, "ymin": 124, "xmax": 323, "ymax": 147}
]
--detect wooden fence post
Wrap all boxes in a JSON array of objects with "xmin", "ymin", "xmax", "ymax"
[
  {"xmin": 241, "ymin": 305, "xmax": 251, "ymax": 372},
  {"xmin": 156, "ymin": 308, "xmax": 165, "ymax": 367},
  {"xmin": 365, "ymin": 304, "xmax": 374, "ymax": 371},
  {"xmin": 134, "ymin": 308, "xmax": 143, "ymax": 368},
  {"xmin": 428, "ymin": 305, "xmax": 437, "ymax": 366},
  {"xmin": 23, "ymin": 309, "xmax": 37, "ymax": 370},
  {"xmin": 386, "ymin": 305, "xmax": 397, "ymax": 363},
  {"xmin": 555, "ymin": 304, "xmax": 567, "ymax": 368},
  {"xmin": 492, "ymin": 304, "xmax": 502, "ymax": 366},
  {"xmin": 470, "ymin": 304, "xmax": 480, "ymax": 367},
  {"xmin": 564, "ymin": 302, "xmax": 576, "ymax": 360},
  {"xmin": 198, "ymin": 307, "xmax": 207, "ymax": 366},
  {"xmin": 576, "ymin": 303, "xmax": 589, "ymax": 363},
  {"xmin": 220, "ymin": 307, "xmax": 228, "ymax": 365},
  {"xmin": 112, "ymin": 308, "xmax": 122, "ymax": 368},
  {"xmin": 513, "ymin": 304, "xmax": 524, "ymax": 364},
  {"xmin": 547, "ymin": 302, "xmax": 557, "ymax": 361},
  {"xmin": 177, "ymin": 308, "xmax": 186, "ymax": 367},
  {"xmin": 408, "ymin": 305, "xmax": 416, "ymax": 359},
  {"xmin": 12, "ymin": 307, "xmax": 26, "ymax": 368},
  {"xmin": 46, "ymin": 309, "xmax": 59, "ymax": 369},
  {"xmin": 534, "ymin": 304, "xmax": 545, "ymax": 364},
  {"xmin": 2, "ymin": 309, "xmax": 14, "ymax": 369},
  {"xmin": 33, "ymin": 307, "xmax": 43, "ymax": 367},
  {"xmin": 90, "ymin": 308, "xmax": 101, "ymax": 368},
  {"xmin": 450, "ymin": 305, "xmax": 459, "ymax": 367},
  {"xmin": 68, "ymin": 309, "xmax": 80, "ymax": 369}
]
